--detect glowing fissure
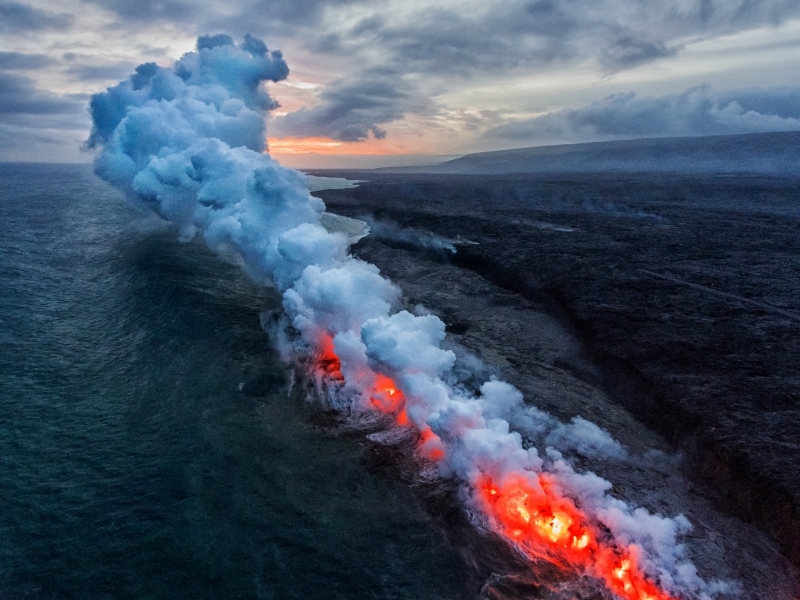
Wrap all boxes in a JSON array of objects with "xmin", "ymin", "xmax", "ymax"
[{"xmin": 88, "ymin": 35, "xmax": 726, "ymax": 600}]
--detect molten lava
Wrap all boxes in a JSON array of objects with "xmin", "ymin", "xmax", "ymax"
[
  {"xmin": 369, "ymin": 373, "xmax": 405, "ymax": 414},
  {"xmin": 316, "ymin": 334, "xmax": 444, "ymax": 457},
  {"xmin": 418, "ymin": 427, "xmax": 446, "ymax": 461},
  {"xmin": 313, "ymin": 337, "xmax": 676, "ymax": 600},
  {"xmin": 316, "ymin": 334, "xmax": 343, "ymax": 381},
  {"xmin": 476, "ymin": 475, "xmax": 678, "ymax": 600}
]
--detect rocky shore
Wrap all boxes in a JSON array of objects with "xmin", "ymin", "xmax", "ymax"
[{"xmin": 314, "ymin": 171, "xmax": 800, "ymax": 597}]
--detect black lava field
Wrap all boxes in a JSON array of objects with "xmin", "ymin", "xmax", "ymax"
[{"xmin": 315, "ymin": 171, "xmax": 800, "ymax": 594}]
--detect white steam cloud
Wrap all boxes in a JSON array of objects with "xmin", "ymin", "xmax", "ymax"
[{"xmin": 87, "ymin": 35, "xmax": 729, "ymax": 599}]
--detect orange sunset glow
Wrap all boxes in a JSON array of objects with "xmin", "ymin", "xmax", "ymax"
[{"xmin": 268, "ymin": 136, "xmax": 427, "ymax": 157}]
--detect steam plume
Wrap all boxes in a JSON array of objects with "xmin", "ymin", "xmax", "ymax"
[{"xmin": 87, "ymin": 35, "xmax": 729, "ymax": 600}]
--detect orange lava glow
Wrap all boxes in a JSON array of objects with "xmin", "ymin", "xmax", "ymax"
[
  {"xmin": 313, "ymin": 334, "xmax": 444, "ymax": 458},
  {"xmin": 418, "ymin": 427, "xmax": 446, "ymax": 461},
  {"xmin": 396, "ymin": 408, "xmax": 410, "ymax": 426},
  {"xmin": 316, "ymin": 334, "xmax": 343, "ymax": 381},
  {"xmin": 312, "ymin": 335, "xmax": 675, "ymax": 600},
  {"xmin": 369, "ymin": 373, "xmax": 405, "ymax": 414},
  {"xmin": 477, "ymin": 475, "xmax": 677, "ymax": 600}
]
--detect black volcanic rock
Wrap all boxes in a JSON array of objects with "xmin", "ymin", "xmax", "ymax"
[{"xmin": 313, "ymin": 170, "xmax": 800, "ymax": 594}]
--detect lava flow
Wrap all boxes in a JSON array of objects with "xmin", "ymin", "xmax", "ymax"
[
  {"xmin": 317, "ymin": 333, "xmax": 446, "ymax": 460},
  {"xmin": 313, "ymin": 338, "xmax": 677, "ymax": 600},
  {"xmin": 476, "ymin": 475, "xmax": 678, "ymax": 600},
  {"xmin": 316, "ymin": 334, "xmax": 343, "ymax": 382}
]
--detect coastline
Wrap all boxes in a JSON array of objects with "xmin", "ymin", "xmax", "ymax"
[{"xmin": 314, "ymin": 171, "xmax": 800, "ymax": 596}]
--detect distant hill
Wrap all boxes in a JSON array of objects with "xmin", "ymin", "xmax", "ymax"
[{"xmin": 380, "ymin": 132, "xmax": 800, "ymax": 175}]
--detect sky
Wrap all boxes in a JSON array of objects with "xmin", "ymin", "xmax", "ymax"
[{"xmin": 2, "ymin": 0, "xmax": 800, "ymax": 168}]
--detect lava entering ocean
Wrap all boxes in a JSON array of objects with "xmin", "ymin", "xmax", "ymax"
[
  {"xmin": 86, "ymin": 34, "xmax": 727, "ymax": 600},
  {"xmin": 311, "ymin": 338, "xmax": 678, "ymax": 600},
  {"xmin": 475, "ymin": 475, "xmax": 677, "ymax": 600}
]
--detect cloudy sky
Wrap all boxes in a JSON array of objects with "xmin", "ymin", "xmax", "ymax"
[{"xmin": 2, "ymin": 0, "xmax": 800, "ymax": 167}]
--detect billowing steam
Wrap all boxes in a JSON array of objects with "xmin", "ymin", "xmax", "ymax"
[{"xmin": 88, "ymin": 35, "xmax": 729, "ymax": 600}]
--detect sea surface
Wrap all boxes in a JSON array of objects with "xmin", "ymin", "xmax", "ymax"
[
  {"xmin": 0, "ymin": 163, "xmax": 475, "ymax": 600},
  {"xmin": 306, "ymin": 175, "xmax": 363, "ymax": 191}
]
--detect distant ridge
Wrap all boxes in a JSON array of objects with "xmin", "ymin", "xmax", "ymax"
[{"xmin": 379, "ymin": 132, "xmax": 800, "ymax": 175}]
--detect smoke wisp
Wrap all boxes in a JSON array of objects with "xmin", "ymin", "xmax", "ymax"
[
  {"xmin": 87, "ymin": 35, "xmax": 731, "ymax": 600},
  {"xmin": 363, "ymin": 216, "xmax": 458, "ymax": 254}
]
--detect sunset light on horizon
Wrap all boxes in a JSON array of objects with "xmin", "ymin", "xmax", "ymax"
[
  {"xmin": 4, "ymin": 0, "xmax": 798, "ymax": 167},
  {"xmin": 268, "ymin": 136, "xmax": 413, "ymax": 156}
]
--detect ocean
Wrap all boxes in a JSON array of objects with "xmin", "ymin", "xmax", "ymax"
[{"xmin": 0, "ymin": 163, "xmax": 475, "ymax": 600}]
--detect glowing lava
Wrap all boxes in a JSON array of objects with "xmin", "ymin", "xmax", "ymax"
[
  {"xmin": 316, "ymin": 334, "xmax": 343, "ymax": 380},
  {"xmin": 369, "ymin": 373, "xmax": 404, "ymax": 414},
  {"xmin": 313, "ymin": 339, "xmax": 678, "ymax": 600},
  {"xmin": 314, "ymin": 334, "xmax": 445, "ymax": 459},
  {"xmin": 476, "ymin": 475, "xmax": 678, "ymax": 600}
]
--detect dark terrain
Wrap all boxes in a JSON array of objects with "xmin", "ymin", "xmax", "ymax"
[
  {"xmin": 311, "ymin": 171, "xmax": 800, "ymax": 578},
  {"xmin": 381, "ymin": 132, "xmax": 800, "ymax": 176}
]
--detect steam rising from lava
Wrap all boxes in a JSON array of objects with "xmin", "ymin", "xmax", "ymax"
[{"xmin": 87, "ymin": 35, "xmax": 730, "ymax": 600}]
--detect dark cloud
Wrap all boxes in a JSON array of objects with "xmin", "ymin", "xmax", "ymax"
[
  {"xmin": 349, "ymin": 14, "xmax": 384, "ymax": 36},
  {"xmin": 192, "ymin": 0, "xmax": 373, "ymax": 42},
  {"xmin": 65, "ymin": 62, "xmax": 138, "ymax": 82},
  {"xmin": 79, "ymin": 0, "xmax": 800, "ymax": 77},
  {"xmin": 599, "ymin": 35, "xmax": 680, "ymax": 71},
  {"xmin": 0, "ymin": 72, "xmax": 84, "ymax": 116},
  {"xmin": 270, "ymin": 69, "xmax": 432, "ymax": 141},
  {"xmin": 482, "ymin": 85, "xmax": 800, "ymax": 144},
  {"xmin": 76, "ymin": 0, "xmax": 800, "ymax": 74},
  {"xmin": 521, "ymin": 0, "xmax": 577, "ymax": 37},
  {"xmin": 0, "ymin": 2, "xmax": 73, "ymax": 33},
  {"xmin": 62, "ymin": 53, "xmax": 138, "ymax": 82},
  {"xmin": 352, "ymin": 7, "xmax": 570, "ymax": 75},
  {"xmin": 82, "ymin": 0, "xmax": 196, "ymax": 22},
  {"xmin": 342, "ymin": 0, "xmax": 800, "ymax": 75},
  {"xmin": 133, "ymin": 43, "xmax": 173, "ymax": 57},
  {"xmin": 264, "ymin": 0, "xmax": 800, "ymax": 142},
  {"xmin": 85, "ymin": 0, "xmax": 367, "ymax": 30},
  {"xmin": 242, "ymin": 0, "xmax": 366, "ymax": 26},
  {"xmin": 3, "ymin": 0, "xmax": 798, "ymax": 153},
  {"xmin": 308, "ymin": 32, "xmax": 344, "ymax": 53},
  {"xmin": 0, "ymin": 51, "xmax": 52, "ymax": 70}
]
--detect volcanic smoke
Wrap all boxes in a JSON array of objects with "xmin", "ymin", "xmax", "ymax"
[{"xmin": 87, "ymin": 35, "xmax": 730, "ymax": 600}]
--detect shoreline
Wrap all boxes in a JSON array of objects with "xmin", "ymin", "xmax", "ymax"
[{"xmin": 314, "ymin": 171, "xmax": 800, "ymax": 595}]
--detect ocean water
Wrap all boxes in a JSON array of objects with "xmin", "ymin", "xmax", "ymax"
[
  {"xmin": 0, "ymin": 164, "xmax": 475, "ymax": 600},
  {"xmin": 306, "ymin": 175, "xmax": 363, "ymax": 192}
]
